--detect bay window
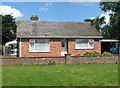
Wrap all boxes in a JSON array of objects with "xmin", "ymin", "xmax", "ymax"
[
  {"xmin": 29, "ymin": 39, "xmax": 50, "ymax": 52},
  {"xmin": 75, "ymin": 39, "xmax": 94, "ymax": 49}
]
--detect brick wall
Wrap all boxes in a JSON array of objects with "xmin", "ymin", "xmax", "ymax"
[
  {"xmin": 2, "ymin": 57, "xmax": 65, "ymax": 66},
  {"xmin": 19, "ymin": 38, "xmax": 61, "ymax": 57},
  {"xmin": 18, "ymin": 38, "xmax": 101, "ymax": 57},
  {"xmin": 68, "ymin": 39, "xmax": 101, "ymax": 56},
  {"xmin": 2, "ymin": 55, "xmax": 118, "ymax": 66},
  {"xmin": 65, "ymin": 54, "xmax": 118, "ymax": 64}
]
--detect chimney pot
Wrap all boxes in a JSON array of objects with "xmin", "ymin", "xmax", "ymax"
[
  {"xmin": 30, "ymin": 15, "xmax": 38, "ymax": 21},
  {"xmin": 35, "ymin": 15, "xmax": 38, "ymax": 20}
]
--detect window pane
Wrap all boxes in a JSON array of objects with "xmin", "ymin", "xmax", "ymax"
[
  {"xmin": 61, "ymin": 41, "xmax": 65, "ymax": 47},
  {"xmin": 76, "ymin": 39, "xmax": 88, "ymax": 48},
  {"xmin": 35, "ymin": 39, "xmax": 50, "ymax": 52},
  {"xmin": 89, "ymin": 42, "xmax": 93, "ymax": 47},
  {"xmin": 30, "ymin": 42, "xmax": 34, "ymax": 51},
  {"xmin": 35, "ymin": 42, "xmax": 41, "ymax": 51},
  {"xmin": 76, "ymin": 39, "xmax": 93, "ymax": 49},
  {"xmin": 82, "ymin": 39, "xmax": 89, "ymax": 47}
]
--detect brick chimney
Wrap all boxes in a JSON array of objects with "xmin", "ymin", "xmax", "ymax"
[{"xmin": 30, "ymin": 15, "xmax": 38, "ymax": 21}]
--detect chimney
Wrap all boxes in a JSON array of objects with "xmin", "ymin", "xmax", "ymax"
[{"xmin": 30, "ymin": 15, "xmax": 38, "ymax": 21}]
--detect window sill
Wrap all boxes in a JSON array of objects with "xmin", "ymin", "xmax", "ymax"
[
  {"xmin": 29, "ymin": 51, "xmax": 50, "ymax": 53},
  {"xmin": 75, "ymin": 48, "xmax": 94, "ymax": 50}
]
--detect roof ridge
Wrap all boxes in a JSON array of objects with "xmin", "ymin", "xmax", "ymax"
[
  {"xmin": 17, "ymin": 20, "xmax": 102, "ymax": 38},
  {"xmin": 17, "ymin": 20, "xmax": 91, "ymax": 23}
]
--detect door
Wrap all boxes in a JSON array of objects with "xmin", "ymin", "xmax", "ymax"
[{"xmin": 61, "ymin": 39, "xmax": 67, "ymax": 56}]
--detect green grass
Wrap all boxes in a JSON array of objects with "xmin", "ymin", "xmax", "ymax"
[
  {"xmin": 0, "ymin": 55, "xmax": 17, "ymax": 58},
  {"xmin": 2, "ymin": 64, "xmax": 118, "ymax": 86}
]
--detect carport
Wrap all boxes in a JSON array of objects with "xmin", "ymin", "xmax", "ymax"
[{"xmin": 99, "ymin": 39, "xmax": 120, "ymax": 54}]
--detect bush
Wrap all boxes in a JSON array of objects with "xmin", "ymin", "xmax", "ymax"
[
  {"xmin": 83, "ymin": 51, "xmax": 93, "ymax": 56},
  {"xmin": 92, "ymin": 51, "xmax": 100, "ymax": 55},
  {"xmin": 76, "ymin": 54, "xmax": 81, "ymax": 56},
  {"xmin": 84, "ymin": 51, "xmax": 100, "ymax": 56},
  {"xmin": 102, "ymin": 51, "xmax": 113, "ymax": 55},
  {"xmin": 0, "ymin": 44, "xmax": 4, "ymax": 55}
]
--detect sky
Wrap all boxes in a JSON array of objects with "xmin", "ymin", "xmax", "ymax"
[{"xmin": 0, "ymin": 2, "xmax": 110, "ymax": 23}]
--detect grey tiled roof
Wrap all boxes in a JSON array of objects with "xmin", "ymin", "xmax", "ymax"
[{"xmin": 16, "ymin": 21, "xmax": 103, "ymax": 38}]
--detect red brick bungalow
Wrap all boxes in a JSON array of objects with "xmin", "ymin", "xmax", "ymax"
[{"xmin": 16, "ymin": 15, "xmax": 103, "ymax": 57}]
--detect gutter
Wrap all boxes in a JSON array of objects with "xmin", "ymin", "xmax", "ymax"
[
  {"xmin": 20, "ymin": 37, "xmax": 21, "ymax": 57},
  {"xmin": 17, "ymin": 36, "xmax": 103, "ymax": 39},
  {"xmin": 99, "ymin": 39, "xmax": 120, "ymax": 42}
]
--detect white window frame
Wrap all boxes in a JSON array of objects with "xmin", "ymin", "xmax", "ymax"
[
  {"xmin": 29, "ymin": 39, "xmax": 50, "ymax": 52},
  {"xmin": 75, "ymin": 39, "xmax": 94, "ymax": 49}
]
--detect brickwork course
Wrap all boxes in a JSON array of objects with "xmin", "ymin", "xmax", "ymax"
[
  {"xmin": 2, "ymin": 54, "xmax": 119, "ymax": 66},
  {"xmin": 18, "ymin": 38, "xmax": 101, "ymax": 57}
]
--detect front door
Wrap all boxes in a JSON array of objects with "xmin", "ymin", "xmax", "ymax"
[{"xmin": 61, "ymin": 39, "xmax": 67, "ymax": 56}]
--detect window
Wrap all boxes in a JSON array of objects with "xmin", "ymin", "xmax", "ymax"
[
  {"xmin": 61, "ymin": 40, "xmax": 65, "ymax": 47},
  {"xmin": 75, "ymin": 39, "xmax": 94, "ymax": 49},
  {"xmin": 29, "ymin": 39, "xmax": 50, "ymax": 52}
]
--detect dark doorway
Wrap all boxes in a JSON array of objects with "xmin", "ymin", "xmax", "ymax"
[{"xmin": 101, "ymin": 42, "xmax": 116, "ymax": 54}]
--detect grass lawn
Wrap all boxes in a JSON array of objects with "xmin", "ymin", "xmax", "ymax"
[
  {"xmin": 0, "ymin": 55, "xmax": 17, "ymax": 58},
  {"xmin": 2, "ymin": 64, "xmax": 118, "ymax": 86}
]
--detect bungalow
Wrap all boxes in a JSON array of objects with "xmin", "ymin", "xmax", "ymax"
[{"xmin": 16, "ymin": 15, "xmax": 103, "ymax": 57}]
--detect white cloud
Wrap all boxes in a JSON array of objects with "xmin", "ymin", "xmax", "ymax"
[
  {"xmin": 45, "ymin": 2, "xmax": 53, "ymax": 6},
  {"xmin": 38, "ymin": 2, "xmax": 53, "ymax": 12},
  {"xmin": 90, "ymin": 11, "xmax": 113, "ymax": 25},
  {"xmin": 44, "ymin": 8, "xmax": 48, "ymax": 11},
  {"xmin": 0, "ymin": 5, "xmax": 23, "ymax": 18},
  {"xmin": 90, "ymin": 17, "xmax": 95, "ymax": 20},
  {"xmin": 39, "ymin": 8, "xmax": 44, "ymax": 11},
  {"xmin": 38, "ymin": 8, "xmax": 48, "ymax": 12},
  {"xmin": 99, "ymin": 11, "xmax": 112, "ymax": 24}
]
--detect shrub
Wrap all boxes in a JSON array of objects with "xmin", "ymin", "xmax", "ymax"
[
  {"xmin": 102, "ymin": 51, "xmax": 113, "ymax": 55},
  {"xmin": 84, "ymin": 51, "xmax": 100, "ymax": 56},
  {"xmin": 83, "ymin": 51, "xmax": 93, "ymax": 56},
  {"xmin": 76, "ymin": 54, "xmax": 81, "ymax": 56},
  {"xmin": 92, "ymin": 51, "xmax": 100, "ymax": 55}
]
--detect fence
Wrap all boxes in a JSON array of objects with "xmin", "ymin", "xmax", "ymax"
[{"xmin": 2, "ymin": 54, "xmax": 119, "ymax": 66}]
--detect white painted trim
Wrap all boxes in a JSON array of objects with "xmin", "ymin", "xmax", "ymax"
[
  {"xmin": 17, "ymin": 36, "xmax": 103, "ymax": 39},
  {"xmin": 75, "ymin": 39, "xmax": 94, "ymax": 49},
  {"xmin": 29, "ymin": 51, "xmax": 50, "ymax": 53},
  {"xmin": 99, "ymin": 39, "xmax": 120, "ymax": 42},
  {"xmin": 61, "ymin": 39, "xmax": 67, "ymax": 56},
  {"xmin": 20, "ymin": 37, "xmax": 21, "ymax": 57},
  {"xmin": 29, "ymin": 39, "xmax": 50, "ymax": 52},
  {"xmin": 75, "ymin": 48, "xmax": 94, "ymax": 50}
]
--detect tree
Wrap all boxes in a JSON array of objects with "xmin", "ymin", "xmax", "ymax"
[
  {"xmin": 2, "ymin": 15, "xmax": 16, "ymax": 45},
  {"xmin": 85, "ymin": 2, "xmax": 120, "ymax": 39},
  {"xmin": 85, "ymin": 16, "xmax": 105, "ymax": 32},
  {"xmin": 101, "ymin": 25, "xmax": 111, "ymax": 39},
  {"xmin": 99, "ymin": 2, "xmax": 120, "ymax": 39}
]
